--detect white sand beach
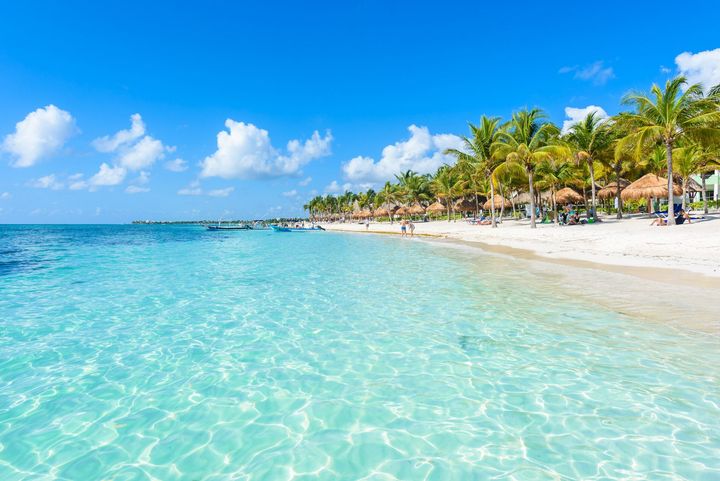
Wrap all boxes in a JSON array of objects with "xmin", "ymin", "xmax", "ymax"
[{"xmin": 321, "ymin": 214, "xmax": 720, "ymax": 280}]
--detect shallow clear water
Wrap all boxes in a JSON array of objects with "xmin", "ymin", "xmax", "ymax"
[{"xmin": 0, "ymin": 225, "xmax": 718, "ymax": 481}]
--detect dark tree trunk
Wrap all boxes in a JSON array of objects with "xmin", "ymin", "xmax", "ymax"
[
  {"xmin": 665, "ymin": 142, "xmax": 676, "ymax": 225},
  {"xmin": 615, "ymin": 162, "xmax": 623, "ymax": 219},
  {"xmin": 528, "ymin": 171, "xmax": 536, "ymax": 229}
]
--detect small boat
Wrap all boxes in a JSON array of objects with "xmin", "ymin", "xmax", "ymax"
[
  {"xmin": 270, "ymin": 225, "xmax": 325, "ymax": 232},
  {"xmin": 206, "ymin": 224, "xmax": 252, "ymax": 230}
]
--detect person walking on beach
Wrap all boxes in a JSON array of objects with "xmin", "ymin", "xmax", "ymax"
[
  {"xmin": 400, "ymin": 219, "xmax": 407, "ymax": 237},
  {"xmin": 408, "ymin": 220, "xmax": 415, "ymax": 237},
  {"xmin": 365, "ymin": 218, "xmax": 370, "ymax": 230}
]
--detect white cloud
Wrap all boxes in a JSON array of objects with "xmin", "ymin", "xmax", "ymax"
[
  {"xmin": 675, "ymin": 49, "xmax": 720, "ymax": 92},
  {"xmin": 0, "ymin": 192, "xmax": 10, "ymax": 200},
  {"xmin": 560, "ymin": 61, "xmax": 615, "ymax": 86},
  {"xmin": 164, "ymin": 158, "xmax": 188, "ymax": 172},
  {"xmin": 325, "ymin": 180, "xmax": 342, "ymax": 193},
  {"xmin": 561, "ymin": 105, "xmax": 609, "ymax": 134},
  {"xmin": 200, "ymin": 120, "xmax": 332, "ymax": 179},
  {"xmin": 134, "ymin": 171, "xmax": 150, "ymax": 184},
  {"xmin": 207, "ymin": 187, "xmax": 234, "ymax": 197},
  {"xmin": 89, "ymin": 163, "xmax": 127, "ymax": 187},
  {"xmin": 178, "ymin": 181, "xmax": 203, "ymax": 196},
  {"xmin": 341, "ymin": 125, "xmax": 463, "ymax": 184},
  {"xmin": 117, "ymin": 135, "xmax": 165, "ymax": 170},
  {"xmin": 125, "ymin": 185, "xmax": 150, "ymax": 194},
  {"xmin": 92, "ymin": 113, "xmax": 145, "ymax": 152},
  {"xmin": 2, "ymin": 105, "xmax": 77, "ymax": 167},
  {"xmin": 30, "ymin": 174, "xmax": 64, "ymax": 190},
  {"xmin": 299, "ymin": 176, "xmax": 312, "ymax": 186},
  {"xmin": 282, "ymin": 189, "xmax": 298, "ymax": 197}
]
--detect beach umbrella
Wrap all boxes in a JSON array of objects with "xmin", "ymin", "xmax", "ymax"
[
  {"xmin": 407, "ymin": 203, "xmax": 425, "ymax": 215},
  {"xmin": 621, "ymin": 174, "xmax": 682, "ymax": 201},
  {"xmin": 426, "ymin": 201, "xmax": 445, "ymax": 213},
  {"xmin": 483, "ymin": 195, "xmax": 511, "ymax": 210},
  {"xmin": 597, "ymin": 179, "xmax": 631, "ymax": 199},
  {"xmin": 395, "ymin": 206, "xmax": 409, "ymax": 216},
  {"xmin": 453, "ymin": 199, "xmax": 474, "ymax": 212},
  {"xmin": 374, "ymin": 207, "xmax": 390, "ymax": 217},
  {"xmin": 554, "ymin": 187, "xmax": 584, "ymax": 204},
  {"xmin": 360, "ymin": 209, "xmax": 372, "ymax": 218}
]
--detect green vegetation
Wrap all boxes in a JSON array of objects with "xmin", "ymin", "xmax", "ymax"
[{"xmin": 305, "ymin": 77, "xmax": 720, "ymax": 226}]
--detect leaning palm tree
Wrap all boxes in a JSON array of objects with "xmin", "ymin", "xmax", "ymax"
[
  {"xmin": 445, "ymin": 116, "xmax": 503, "ymax": 227},
  {"xmin": 535, "ymin": 156, "xmax": 577, "ymax": 224},
  {"xmin": 565, "ymin": 112, "xmax": 614, "ymax": 221},
  {"xmin": 492, "ymin": 109, "xmax": 569, "ymax": 228},
  {"xmin": 618, "ymin": 76, "xmax": 720, "ymax": 224}
]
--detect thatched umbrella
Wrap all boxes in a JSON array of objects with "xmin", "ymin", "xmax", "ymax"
[
  {"xmin": 374, "ymin": 207, "xmax": 390, "ymax": 217},
  {"xmin": 358, "ymin": 209, "xmax": 372, "ymax": 218},
  {"xmin": 598, "ymin": 179, "xmax": 631, "ymax": 200},
  {"xmin": 554, "ymin": 187, "xmax": 584, "ymax": 205},
  {"xmin": 621, "ymin": 174, "xmax": 682, "ymax": 201},
  {"xmin": 395, "ymin": 206, "xmax": 409, "ymax": 216},
  {"xmin": 454, "ymin": 199, "xmax": 475, "ymax": 212},
  {"xmin": 483, "ymin": 195, "xmax": 511, "ymax": 210},
  {"xmin": 426, "ymin": 201, "xmax": 445, "ymax": 214},
  {"xmin": 407, "ymin": 204, "xmax": 425, "ymax": 215}
]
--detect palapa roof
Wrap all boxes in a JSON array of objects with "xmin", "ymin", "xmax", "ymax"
[
  {"xmin": 374, "ymin": 207, "xmax": 390, "ymax": 216},
  {"xmin": 597, "ymin": 179, "xmax": 631, "ymax": 199},
  {"xmin": 407, "ymin": 203, "xmax": 425, "ymax": 215},
  {"xmin": 483, "ymin": 195, "xmax": 511, "ymax": 210},
  {"xmin": 512, "ymin": 190, "xmax": 552, "ymax": 204},
  {"xmin": 426, "ymin": 201, "xmax": 446, "ymax": 213},
  {"xmin": 554, "ymin": 187, "xmax": 584, "ymax": 204},
  {"xmin": 453, "ymin": 198, "xmax": 475, "ymax": 212},
  {"xmin": 685, "ymin": 177, "xmax": 702, "ymax": 192},
  {"xmin": 395, "ymin": 206, "xmax": 409, "ymax": 215},
  {"xmin": 621, "ymin": 174, "xmax": 682, "ymax": 201}
]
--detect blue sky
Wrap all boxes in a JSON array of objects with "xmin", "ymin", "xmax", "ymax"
[{"xmin": 1, "ymin": 0, "xmax": 719, "ymax": 223}]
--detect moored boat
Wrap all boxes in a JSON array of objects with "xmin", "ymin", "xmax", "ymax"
[
  {"xmin": 206, "ymin": 224, "xmax": 252, "ymax": 230},
  {"xmin": 270, "ymin": 225, "xmax": 325, "ymax": 232}
]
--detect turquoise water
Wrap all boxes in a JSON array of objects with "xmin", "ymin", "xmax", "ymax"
[{"xmin": 1, "ymin": 225, "xmax": 718, "ymax": 481}]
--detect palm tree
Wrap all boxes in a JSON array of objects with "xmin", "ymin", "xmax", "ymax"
[
  {"xmin": 492, "ymin": 109, "xmax": 568, "ymax": 228},
  {"xmin": 395, "ymin": 170, "xmax": 431, "ymax": 207},
  {"xmin": 672, "ymin": 143, "xmax": 720, "ymax": 210},
  {"xmin": 565, "ymin": 112, "xmax": 614, "ymax": 221},
  {"xmin": 445, "ymin": 116, "xmax": 503, "ymax": 227},
  {"xmin": 430, "ymin": 167, "xmax": 466, "ymax": 221},
  {"xmin": 618, "ymin": 76, "xmax": 720, "ymax": 224},
  {"xmin": 535, "ymin": 156, "xmax": 576, "ymax": 224}
]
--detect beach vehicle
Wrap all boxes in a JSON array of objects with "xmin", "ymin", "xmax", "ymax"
[{"xmin": 270, "ymin": 225, "xmax": 325, "ymax": 232}]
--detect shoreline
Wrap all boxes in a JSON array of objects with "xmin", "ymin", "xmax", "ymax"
[{"xmin": 319, "ymin": 215, "xmax": 720, "ymax": 288}]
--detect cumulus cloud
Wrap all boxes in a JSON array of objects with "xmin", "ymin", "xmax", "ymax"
[
  {"xmin": 30, "ymin": 174, "xmax": 65, "ymax": 190},
  {"xmin": 324, "ymin": 180, "xmax": 353, "ymax": 193},
  {"xmin": 178, "ymin": 180, "xmax": 203, "ymax": 196},
  {"xmin": 341, "ymin": 125, "xmax": 463, "ymax": 184},
  {"xmin": 200, "ymin": 120, "xmax": 332, "ymax": 179},
  {"xmin": 92, "ymin": 113, "xmax": 145, "ymax": 152},
  {"xmin": 675, "ymin": 49, "xmax": 720, "ymax": 92},
  {"xmin": 559, "ymin": 61, "xmax": 615, "ymax": 86},
  {"xmin": 207, "ymin": 187, "xmax": 234, "ymax": 197},
  {"xmin": 164, "ymin": 158, "xmax": 188, "ymax": 172},
  {"xmin": 2, "ymin": 105, "xmax": 77, "ymax": 167},
  {"xmin": 299, "ymin": 176, "xmax": 312, "ymax": 186},
  {"xmin": 117, "ymin": 135, "xmax": 165, "ymax": 170},
  {"xmin": 89, "ymin": 163, "xmax": 127, "ymax": 186},
  {"xmin": 282, "ymin": 189, "xmax": 298, "ymax": 197},
  {"xmin": 0, "ymin": 192, "xmax": 10, "ymax": 200},
  {"xmin": 561, "ymin": 105, "xmax": 609, "ymax": 134}
]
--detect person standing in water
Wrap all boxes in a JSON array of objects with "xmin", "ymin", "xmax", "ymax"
[
  {"xmin": 400, "ymin": 220, "xmax": 407, "ymax": 237},
  {"xmin": 408, "ymin": 220, "xmax": 415, "ymax": 237},
  {"xmin": 365, "ymin": 218, "xmax": 370, "ymax": 230}
]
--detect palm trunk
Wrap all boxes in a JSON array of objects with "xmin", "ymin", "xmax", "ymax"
[
  {"xmin": 682, "ymin": 178, "xmax": 687, "ymax": 211},
  {"xmin": 474, "ymin": 192, "xmax": 479, "ymax": 219},
  {"xmin": 490, "ymin": 180, "xmax": 497, "ymax": 228},
  {"xmin": 615, "ymin": 162, "xmax": 623, "ymax": 219},
  {"xmin": 498, "ymin": 183, "xmax": 506, "ymax": 220},
  {"xmin": 552, "ymin": 187, "xmax": 558, "ymax": 225},
  {"xmin": 665, "ymin": 142, "xmax": 676, "ymax": 225},
  {"xmin": 447, "ymin": 203, "xmax": 451, "ymax": 222},
  {"xmin": 589, "ymin": 161, "xmax": 598, "ymax": 221},
  {"xmin": 528, "ymin": 171, "xmax": 536, "ymax": 229},
  {"xmin": 702, "ymin": 175, "xmax": 708, "ymax": 214}
]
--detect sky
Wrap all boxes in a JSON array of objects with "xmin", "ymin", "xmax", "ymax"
[{"xmin": 1, "ymin": 0, "xmax": 719, "ymax": 223}]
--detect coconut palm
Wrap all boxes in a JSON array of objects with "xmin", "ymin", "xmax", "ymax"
[
  {"xmin": 445, "ymin": 116, "xmax": 503, "ymax": 227},
  {"xmin": 430, "ymin": 167, "xmax": 466, "ymax": 221},
  {"xmin": 618, "ymin": 76, "xmax": 720, "ymax": 224},
  {"xmin": 672, "ymin": 143, "xmax": 720, "ymax": 210},
  {"xmin": 565, "ymin": 112, "xmax": 614, "ymax": 221},
  {"xmin": 536, "ymin": 156, "xmax": 577, "ymax": 224},
  {"xmin": 492, "ymin": 109, "xmax": 569, "ymax": 228},
  {"xmin": 395, "ymin": 170, "xmax": 431, "ymax": 207}
]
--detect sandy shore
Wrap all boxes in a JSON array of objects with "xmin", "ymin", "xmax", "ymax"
[{"xmin": 320, "ymin": 213, "xmax": 720, "ymax": 281}]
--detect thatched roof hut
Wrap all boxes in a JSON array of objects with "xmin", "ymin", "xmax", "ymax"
[
  {"xmin": 454, "ymin": 199, "xmax": 475, "ymax": 212},
  {"xmin": 407, "ymin": 204, "xmax": 425, "ymax": 215},
  {"xmin": 374, "ymin": 207, "xmax": 390, "ymax": 217},
  {"xmin": 685, "ymin": 177, "xmax": 702, "ymax": 193},
  {"xmin": 512, "ymin": 191, "xmax": 552, "ymax": 204},
  {"xmin": 483, "ymin": 195, "xmax": 511, "ymax": 210},
  {"xmin": 621, "ymin": 174, "xmax": 682, "ymax": 201},
  {"xmin": 395, "ymin": 206, "xmax": 409, "ymax": 216},
  {"xmin": 554, "ymin": 187, "xmax": 584, "ymax": 204},
  {"xmin": 597, "ymin": 179, "xmax": 631, "ymax": 199},
  {"xmin": 426, "ymin": 201, "xmax": 446, "ymax": 214}
]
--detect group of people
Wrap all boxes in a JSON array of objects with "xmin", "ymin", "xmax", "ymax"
[
  {"xmin": 650, "ymin": 209, "xmax": 692, "ymax": 226},
  {"xmin": 400, "ymin": 219, "xmax": 415, "ymax": 237}
]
